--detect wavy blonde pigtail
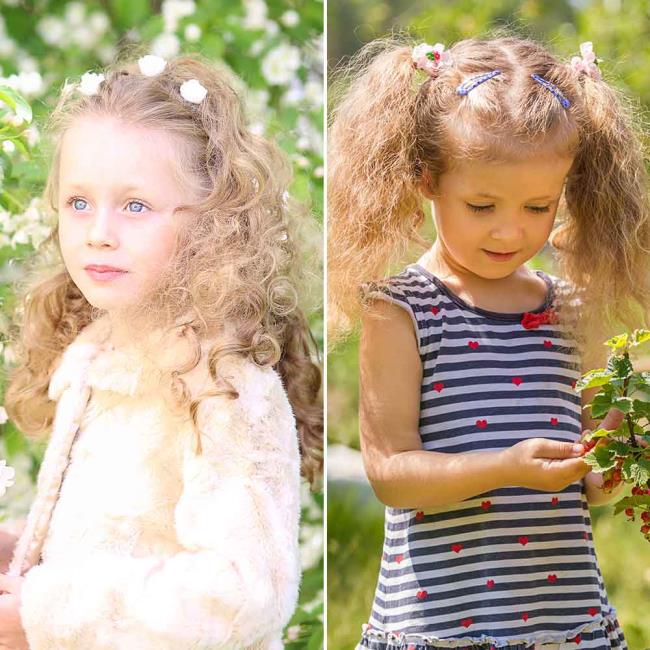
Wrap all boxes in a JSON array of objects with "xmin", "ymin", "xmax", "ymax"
[
  {"xmin": 328, "ymin": 41, "xmax": 427, "ymax": 345},
  {"xmin": 551, "ymin": 70, "xmax": 650, "ymax": 368}
]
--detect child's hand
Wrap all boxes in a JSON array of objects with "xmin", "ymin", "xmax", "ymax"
[
  {"xmin": 503, "ymin": 408, "xmax": 626, "ymax": 492},
  {"xmin": 0, "ymin": 574, "xmax": 28, "ymax": 650}
]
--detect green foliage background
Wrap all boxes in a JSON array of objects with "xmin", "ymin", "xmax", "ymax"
[
  {"xmin": 0, "ymin": 0, "xmax": 323, "ymax": 648},
  {"xmin": 327, "ymin": 1, "xmax": 650, "ymax": 649}
]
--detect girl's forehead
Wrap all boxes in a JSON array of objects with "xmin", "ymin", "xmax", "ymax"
[
  {"xmin": 58, "ymin": 116, "xmax": 187, "ymax": 192},
  {"xmin": 442, "ymin": 155, "xmax": 574, "ymax": 196}
]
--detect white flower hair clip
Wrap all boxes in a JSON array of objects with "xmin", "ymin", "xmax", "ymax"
[
  {"xmin": 411, "ymin": 42, "xmax": 452, "ymax": 75},
  {"xmin": 570, "ymin": 41, "xmax": 601, "ymax": 80},
  {"xmin": 179, "ymin": 78, "xmax": 207, "ymax": 104},
  {"xmin": 78, "ymin": 71, "xmax": 105, "ymax": 96},
  {"xmin": 138, "ymin": 54, "xmax": 167, "ymax": 77}
]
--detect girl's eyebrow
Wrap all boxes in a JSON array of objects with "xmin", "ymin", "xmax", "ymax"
[
  {"xmin": 63, "ymin": 182, "xmax": 145, "ymax": 194},
  {"xmin": 474, "ymin": 191, "xmax": 555, "ymax": 200}
]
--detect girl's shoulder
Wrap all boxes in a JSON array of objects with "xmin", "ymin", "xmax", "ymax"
[{"xmin": 360, "ymin": 264, "xmax": 443, "ymax": 309}]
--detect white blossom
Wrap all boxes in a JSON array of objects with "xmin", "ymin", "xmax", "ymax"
[
  {"xmin": 0, "ymin": 36, "xmax": 15, "ymax": 58},
  {"xmin": 78, "ymin": 71, "xmax": 105, "ymax": 96},
  {"xmin": 0, "ymin": 459, "xmax": 14, "ymax": 498},
  {"xmin": 261, "ymin": 42, "xmax": 301, "ymax": 86},
  {"xmin": 24, "ymin": 125, "xmax": 40, "ymax": 148},
  {"xmin": 280, "ymin": 10, "xmax": 299, "ymax": 27},
  {"xmin": 37, "ymin": 15, "xmax": 67, "ymax": 46},
  {"xmin": 151, "ymin": 32, "xmax": 180, "ymax": 58},
  {"xmin": 299, "ymin": 523, "xmax": 323, "ymax": 570},
  {"xmin": 242, "ymin": 0, "xmax": 267, "ymax": 29},
  {"xmin": 179, "ymin": 78, "xmax": 207, "ymax": 104},
  {"xmin": 138, "ymin": 54, "xmax": 167, "ymax": 77},
  {"xmin": 313, "ymin": 166, "xmax": 323, "ymax": 178},
  {"xmin": 184, "ymin": 23, "xmax": 201, "ymax": 42},
  {"xmin": 72, "ymin": 24, "xmax": 100, "ymax": 50},
  {"xmin": 162, "ymin": 0, "xmax": 196, "ymax": 32},
  {"xmin": 286, "ymin": 625, "xmax": 301, "ymax": 641},
  {"xmin": 304, "ymin": 77, "xmax": 323, "ymax": 107},
  {"xmin": 64, "ymin": 2, "xmax": 86, "ymax": 27},
  {"xmin": 97, "ymin": 44, "xmax": 117, "ymax": 65},
  {"xmin": 0, "ymin": 407, "xmax": 7, "ymax": 425},
  {"xmin": 1, "ymin": 141, "xmax": 14, "ymax": 154},
  {"xmin": 89, "ymin": 11, "xmax": 110, "ymax": 36}
]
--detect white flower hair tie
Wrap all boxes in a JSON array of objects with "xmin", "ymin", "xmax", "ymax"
[
  {"xmin": 78, "ymin": 71, "xmax": 105, "ymax": 96},
  {"xmin": 138, "ymin": 54, "xmax": 167, "ymax": 76},
  {"xmin": 570, "ymin": 41, "xmax": 601, "ymax": 80},
  {"xmin": 179, "ymin": 78, "xmax": 207, "ymax": 104},
  {"xmin": 411, "ymin": 42, "xmax": 452, "ymax": 75}
]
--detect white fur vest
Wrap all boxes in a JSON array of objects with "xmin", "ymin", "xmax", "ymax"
[{"xmin": 11, "ymin": 316, "xmax": 302, "ymax": 649}]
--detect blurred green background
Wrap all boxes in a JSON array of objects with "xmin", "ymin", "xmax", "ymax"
[
  {"xmin": 327, "ymin": 1, "xmax": 650, "ymax": 649},
  {"xmin": 0, "ymin": 1, "xmax": 323, "ymax": 648}
]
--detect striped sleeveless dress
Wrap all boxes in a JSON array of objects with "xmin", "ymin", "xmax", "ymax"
[{"xmin": 356, "ymin": 263, "xmax": 628, "ymax": 650}]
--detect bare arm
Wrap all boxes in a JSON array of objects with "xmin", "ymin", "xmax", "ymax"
[{"xmin": 359, "ymin": 299, "xmax": 517, "ymax": 509}]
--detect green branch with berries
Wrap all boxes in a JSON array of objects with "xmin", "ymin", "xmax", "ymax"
[{"xmin": 575, "ymin": 329, "xmax": 650, "ymax": 542}]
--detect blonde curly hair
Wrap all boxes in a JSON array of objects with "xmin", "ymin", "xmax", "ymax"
[
  {"xmin": 5, "ymin": 49, "xmax": 323, "ymax": 488},
  {"xmin": 328, "ymin": 34, "xmax": 650, "ymax": 369}
]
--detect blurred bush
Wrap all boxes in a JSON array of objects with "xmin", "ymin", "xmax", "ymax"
[{"xmin": 0, "ymin": 0, "xmax": 323, "ymax": 647}]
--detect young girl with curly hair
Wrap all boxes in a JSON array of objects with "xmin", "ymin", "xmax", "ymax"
[
  {"xmin": 0, "ymin": 50, "xmax": 322, "ymax": 650},
  {"xmin": 329, "ymin": 34, "xmax": 650, "ymax": 650}
]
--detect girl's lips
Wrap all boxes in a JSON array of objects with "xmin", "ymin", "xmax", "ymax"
[
  {"xmin": 84, "ymin": 267, "xmax": 128, "ymax": 282},
  {"xmin": 483, "ymin": 249, "xmax": 517, "ymax": 261}
]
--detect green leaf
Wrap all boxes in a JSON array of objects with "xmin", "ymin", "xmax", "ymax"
[
  {"xmin": 631, "ymin": 459, "xmax": 650, "ymax": 485},
  {"xmin": 613, "ymin": 494, "xmax": 650, "ymax": 515},
  {"xmin": 0, "ymin": 86, "xmax": 31, "ymax": 124},
  {"xmin": 631, "ymin": 329, "xmax": 650, "ymax": 347},
  {"xmin": 582, "ymin": 444, "xmax": 617, "ymax": 472},
  {"xmin": 575, "ymin": 368, "xmax": 614, "ymax": 391},
  {"xmin": 606, "ymin": 353, "xmax": 634, "ymax": 379},
  {"xmin": 589, "ymin": 391, "xmax": 615, "ymax": 419},
  {"xmin": 605, "ymin": 333, "xmax": 628, "ymax": 351}
]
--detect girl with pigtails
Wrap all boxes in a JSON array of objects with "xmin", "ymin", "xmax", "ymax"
[
  {"xmin": 329, "ymin": 35, "xmax": 650, "ymax": 650},
  {"xmin": 0, "ymin": 50, "xmax": 322, "ymax": 650}
]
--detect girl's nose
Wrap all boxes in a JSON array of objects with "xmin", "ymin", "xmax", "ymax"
[
  {"xmin": 490, "ymin": 219, "xmax": 524, "ymax": 242},
  {"xmin": 86, "ymin": 208, "xmax": 118, "ymax": 248}
]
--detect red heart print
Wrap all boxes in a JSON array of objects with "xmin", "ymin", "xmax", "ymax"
[
  {"xmin": 416, "ymin": 590, "xmax": 428, "ymax": 600},
  {"xmin": 396, "ymin": 554, "xmax": 404, "ymax": 563},
  {"xmin": 543, "ymin": 339, "xmax": 553, "ymax": 348},
  {"xmin": 415, "ymin": 511, "xmax": 424, "ymax": 521},
  {"xmin": 486, "ymin": 579, "xmax": 495, "ymax": 589},
  {"xmin": 476, "ymin": 419, "xmax": 487, "ymax": 428},
  {"xmin": 433, "ymin": 382, "xmax": 444, "ymax": 392},
  {"xmin": 431, "ymin": 306, "xmax": 440, "ymax": 315},
  {"xmin": 572, "ymin": 634, "xmax": 582, "ymax": 644},
  {"xmin": 584, "ymin": 532, "xmax": 589, "ymax": 540},
  {"xmin": 588, "ymin": 607, "xmax": 599, "ymax": 616},
  {"xmin": 547, "ymin": 574, "xmax": 557, "ymax": 582},
  {"xmin": 460, "ymin": 618, "xmax": 473, "ymax": 628},
  {"xmin": 512, "ymin": 377, "xmax": 523, "ymax": 386},
  {"xmin": 551, "ymin": 497, "xmax": 559, "ymax": 506},
  {"xmin": 451, "ymin": 543, "xmax": 463, "ymax": 553},
  {"xmin": 518, "ymin": 536, "xmax": 529, "ymax": 545},
  {"xmin": 571, "ymin": 379, "xmax": 577, "ymax": 389},
  {"xmin": 408, "ymin": 646, "xmax": 416, "ymax": 650},
  {"xmin": 468, "ymin": 340, "xmax": 479, "ymax": 349},
  {"xmin": 550, "ymin": 417, "xmax": 558, "ymax": 425},
  {"xmin": 522, "ymin": 612, "xmax": 529, "ymax": 622},
  {"xmin": 481, "ymin": 500, "xmax": 492, "ymax": 510}
]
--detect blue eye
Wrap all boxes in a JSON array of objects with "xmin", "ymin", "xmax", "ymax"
[
  {"xmin": 69, "ymin": 198, "xmax": 88, "ymax": 211},
  {"xmin": 127, "ymin": 201, "xmax": 147, "ymax": 213}
]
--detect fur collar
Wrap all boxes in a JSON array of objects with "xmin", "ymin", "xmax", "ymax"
[{"xmin": 48, "ymin": 315, "xmax": 213, "ymax": 401}]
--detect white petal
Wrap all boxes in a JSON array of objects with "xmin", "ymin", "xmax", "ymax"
[
  {"xmin": 179, "ymin": 78, "xmax": 207, "ymax": 104},
  {"xmin": 138, "ymin": 54, "xmax": 167, "ymax": 77}
]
